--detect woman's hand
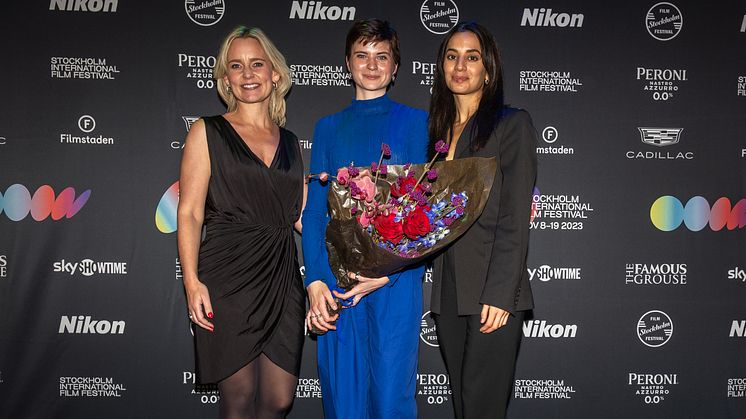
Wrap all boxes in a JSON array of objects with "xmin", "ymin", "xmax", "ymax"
[
  {"xmin": 306, "ymin": 280, "xmax": 338, "ymax": 332},
  {"xmin": 332, "ymin": 273, "xmax": 390, "ymax": 307},
  {"xmin": 184, "ymin": 279, "xmax": 214, "ymax": 332},
  {"xmin": 480, "ymin": 304, "xmax": 510, "ymax": 333}
]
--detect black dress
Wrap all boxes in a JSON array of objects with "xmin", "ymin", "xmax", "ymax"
[{"xmin": 194, "ymin": 115, "xmax": 305, "ymax": 384}]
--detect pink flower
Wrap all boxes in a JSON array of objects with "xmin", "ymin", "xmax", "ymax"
[
  {"xmin": 337, "ymin": 167, "xmax": 350, "ymax": 185},
  {"xmin": 357, "ymin": 210, "xmax": 372, "ymax": 227},
  {"xmin": 353, "ymin": 175, "xmax": 377, "ymax": 203}
]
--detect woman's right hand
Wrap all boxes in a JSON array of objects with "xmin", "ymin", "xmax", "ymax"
[
  {"xmin": 184, "ymin": 279, "xmax": 214, "ymax": 332},
  {"xmin": 306, "ymin": 280, "xmax": 338, "ymax": 332}
]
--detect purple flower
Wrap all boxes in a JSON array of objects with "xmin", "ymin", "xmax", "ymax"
[
  {"xmin": 350, "ymin": 206, "xmax": 358, "ymax": 215},
  {"xmin": 348, "ymin": 166, "xmax": 360, "ymax": 177},
  {"xmin": 370, "ymin": 162, "xmax": 378, "ymax": 172},
  {"xmin": 420, "ymin": 182, "xmax": 432, "ymax": 193},
  {"xmin": 403, "ymin": 163, "xmax": 411, "ymax": 171},
  {"xmin": 426, "ymin": 169, "xmax": 438, "ymax": 181},
  {"xmin": 444, "ymin": 217, "xmax": 454, "ymax": 226},
  {"xmin": 381, "ymin": 143, "xmax": 391, "ymax": 157},
  {"xmin": 435, "ymin": 140, "xmax": 448, "ymax": 154},
  {"xmin": 455, "ymin": 206, "xmax": 465, "ymax": 216},
  {"xmin": 349, "ymin": 182, "xmax": 361, "ymax": 196},
  {"xmin": 451, "ymin": 195, "xmax": 464, "ymax": 207},
  {"xmin": 379, "ymin": 164, "xmax": 388, "ymax": 175}
]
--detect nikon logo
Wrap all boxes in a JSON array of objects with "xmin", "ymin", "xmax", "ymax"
[
  {"xmin": 521, "ymin": 8, "xmax": 584, "ymax": 28},
  {"xmin": 49, "ymin": 0, "xmax": 118, "ymax": 12},
  {"xmin": 289, "ymin": 1, "xmax": 355, "ymax": 20},
  {"xmin": 59, "ymin": 315, "xmax": 125, "ymax": 334},
  {"xmin": 523, "ymin": 320, "xmax": 577, "ymax": 338},
  {"xmin": 731, "ymin": 320, "xmax": 746, "ymax": 337}
]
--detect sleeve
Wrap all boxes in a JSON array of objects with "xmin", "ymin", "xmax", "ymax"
[
  {"xmin": 386, "ymin": 107, "xmax": 429, "ymax": 287},
  {"xmin": 301, "ymin": 118, "xmax": 338, "ymax": 288},
  {"xmin": 479, "ymin": 110, "xmax": 538, "ymax": 314}
]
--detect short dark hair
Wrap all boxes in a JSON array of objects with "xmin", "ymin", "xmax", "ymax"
[{"xmin": 345, "ymin": 19, "xmax": 400, "ymax": 68}]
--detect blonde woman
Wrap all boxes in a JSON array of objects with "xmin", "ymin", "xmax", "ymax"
[{"xmin": 178, "ymin": 26, "xmax": 305, "ymax": 419}]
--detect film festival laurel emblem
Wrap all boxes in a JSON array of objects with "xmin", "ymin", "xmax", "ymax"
[
  {"xmin": 645, "ymin": 2, "xmax": 683, "ymax": 41},
  {"xmin": 637, "ymin": 310, "xmax": 673, "ymax": 348},
  {"xmin": 638, "ymin": 127, "xmax": 682, "ymax": 147}
]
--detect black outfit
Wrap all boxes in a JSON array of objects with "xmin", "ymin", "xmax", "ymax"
[
  {"xmin": 194, "ymin": 116, "xmax": 305, "ymax": 384},
  {"xmin": 431, "ymin": 108, "xmax": 538, "ymax": 419}
]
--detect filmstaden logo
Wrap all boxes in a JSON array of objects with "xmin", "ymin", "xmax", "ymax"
[
  {"xmin": 49, "ymin": 0, "xmax": 118, "ymax": 12},
  {"xmin": 289, "ymin": 1, "xmax": 355, "ymax": 20}
]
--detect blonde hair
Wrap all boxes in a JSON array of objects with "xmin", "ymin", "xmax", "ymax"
[{"xmin": 214, "ymin": 26, "xmax": 291, "ymax": 127}]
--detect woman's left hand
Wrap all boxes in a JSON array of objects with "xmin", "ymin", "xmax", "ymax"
[
  {"xmin": 480, "ymin": 304, "xmax": 510, "ymax": 333},
  {"xmin": 332, "ymin": 272, "xmax": 390, "ymax": 307}
]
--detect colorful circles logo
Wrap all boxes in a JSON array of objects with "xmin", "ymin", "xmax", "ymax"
[
  {"xmin": 155, "ymin": 181, "xmax": 179, "ymax": 233},
  {"xmin": 650, "ymin": 196, "xmax": 746, "ymax": 231},
  {"xmin": 1, "ymin": 184, "xmax": 91, "ymax": 221}
]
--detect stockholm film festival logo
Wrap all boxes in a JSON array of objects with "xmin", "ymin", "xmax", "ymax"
[
  {"xmin": 420, "ymin": 311, "xmax": 438, "ymax": 347},
  {"xmin": 627, "ymin": 127, "xmax": 693, "ymax": 160},
  {"xmin": 637, "ymin": 310, "xmax": 673, "ymax": 348},
  {"xmin": 645, "ymin": 2, "xmax": 683, "ymax": 41},
  {"xmin": 185, "ymin": 0, "xmax": 225, "ymax": 26},
  {"xmin": 514, "ymin": 378, "xmax": 576, "ymax": 400},
  {"xmin": 650, "ymin": 196, "xmax": 746, "ymax": 232},
  {"xmin": 50, "ymin": 56, "xmax": 120, "ymax": 80},
  {"xmin": 420, "ymin": 0, "xmax": 459, "ymax": 34},
  {"xmin": 529, "ymin": 187, "xmax": 593, "ymax": 231},
  {"xmin": 0, "ymin": 184, "xmax": 91, "ymax": 221},
  {"xmin": 59, "ymin": 376, "xmax": 127, "ymax": 398}
]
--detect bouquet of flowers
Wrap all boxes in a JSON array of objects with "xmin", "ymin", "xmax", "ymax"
[{"xmin": 324, "ymin": 141, "xmax": 497, "ymax": 290}]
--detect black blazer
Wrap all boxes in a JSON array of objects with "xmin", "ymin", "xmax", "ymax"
[{"xmin": 431, "ymin": 108, "xmax": 538, "ymax": 316}]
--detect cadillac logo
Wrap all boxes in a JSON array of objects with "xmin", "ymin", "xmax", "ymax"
[{"xmin": 638, "ymin": 127, "xmax": 682, "ymax": 147}]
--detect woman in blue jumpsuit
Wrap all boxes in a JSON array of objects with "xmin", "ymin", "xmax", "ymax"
[{"xmin": 301, "ymin": 19, "xmax": 428, "ymax": 419}]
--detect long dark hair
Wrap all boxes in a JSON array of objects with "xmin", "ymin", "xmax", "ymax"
[{"xmin": 428, "ymin": 22, "xmax": 504, "ymax": 156}]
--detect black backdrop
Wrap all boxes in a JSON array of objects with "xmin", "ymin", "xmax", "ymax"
[{"xmin": 1, "ymin": 1, "xmax": 745, "ymax": 418}]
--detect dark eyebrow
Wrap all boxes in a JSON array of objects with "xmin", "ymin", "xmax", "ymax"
[{"xmin": 446, "ymin": 48, "xmax": 482, "ymax": 54}]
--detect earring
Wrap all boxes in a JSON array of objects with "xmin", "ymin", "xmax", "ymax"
[
  {"xmin": 272, "ymin": 81, "xmax": 278, "ymax": 90},
  {"xmin": 226, "ymin": 83, "xmax": 232, "ymax": 94},
  {"xmin": 484, "ymin": 78, "xmax": 489, "ymax": 85}
]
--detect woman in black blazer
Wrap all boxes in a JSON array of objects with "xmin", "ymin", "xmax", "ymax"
[{"xmin": 428, "ymin": 22, "xmax": 538, "ymax": 419}]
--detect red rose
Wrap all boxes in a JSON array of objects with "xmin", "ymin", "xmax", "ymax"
[
  {"xmin": 373, "ymin": 213, "xmax": 404, "ymax": 244},
  {"xmin": 402, "ymin": 208, "xmax": 431, "ymax": 240},
  {"xmin": 390, "ymin": 176, "xmax": 417, "ymax": 198}
]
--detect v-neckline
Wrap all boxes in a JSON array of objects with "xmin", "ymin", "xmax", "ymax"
[
  {"xmin": 220, "ymin": 115, "xmax": 281, "ymax": 169},
  {"xmin": 446, "ymin": 117, "xmax": 474, "ymax": 161}
]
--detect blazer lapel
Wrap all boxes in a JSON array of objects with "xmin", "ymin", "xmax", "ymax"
[{"xmin": 455, "ymin": 117, "xmax": 474, "ymax": 158}]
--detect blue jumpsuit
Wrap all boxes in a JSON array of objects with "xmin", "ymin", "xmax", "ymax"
[{"xmin": 302, "ymin": 94, "xmax": 428, "ymax": 419}]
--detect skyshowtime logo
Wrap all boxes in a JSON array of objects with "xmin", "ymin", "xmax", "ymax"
[
  {"xmin": 1, "ymin": 184, "xmax": 91, "ymax": 221},
  {"xmin": 650, "ymin": 196, "xmax": 746, "ymax": 231}
]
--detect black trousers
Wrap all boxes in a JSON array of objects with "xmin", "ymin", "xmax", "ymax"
[{"xmin": 433, "ymin": 252, "xmax": 525, "ymax": 419}]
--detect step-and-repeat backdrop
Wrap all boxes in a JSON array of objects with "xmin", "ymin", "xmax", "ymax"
[{"xmin": 1, "ymin": 1, "xmax": 744, "ymax": 418}]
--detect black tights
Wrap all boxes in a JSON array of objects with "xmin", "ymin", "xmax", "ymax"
[{"xmin": 217, "ymin": 354, "xmax": 298, "ymax": 419}]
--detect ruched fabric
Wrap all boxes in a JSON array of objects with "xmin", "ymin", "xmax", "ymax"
[{"xmin": 194, "ymin": 116, "xmax": 305, "ymax": 384}]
